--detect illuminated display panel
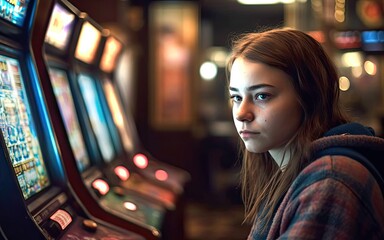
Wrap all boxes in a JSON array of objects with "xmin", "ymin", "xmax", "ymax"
[
  {"xmin": 74, "ymin": 21, "xmax": 101, "ymax": 64},
  {"xmin": 44, "ymin": 3, "xmax": 76, "ymax": 51},
  {"xmin": 77, "ymin": 74, "xmax": 115, "ymax": 162},
  {"xmin": 100, "ymin": 37, "xmax": 123, "ymax": 73},
  {"xmin": 102, "ymin": 78, "xmax": 134, "ymax": 153},
  {"xmin": 48, "ymin": 68, "xmax": 90, "ymax": 172},
  {"xmin": 332, "ymin": 31, "xmax": 361, "ymax": 50},
  {"xmin": 0, "ymin": 0, "xmax": 31, "ymax": 27},
  {"xmin": 361, "ymin": 30, "xmax": 384, "ymax": 52},
  {"xmin": 0, "ymin": 55, "xmax": 50, "ymax": 199}
]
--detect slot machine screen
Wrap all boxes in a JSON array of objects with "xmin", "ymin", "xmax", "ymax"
[
  {"xmin": 74, "ymin": 21, "xmax": 101, "ymax": 64},
  {"xmin": 102, "ymin": 78, "xmax": 134, "ymax": 153},
  {"xmin": 0, "ymin": 0, "xmax": 31, "ymax": 27},
  {"xmin": 48, "ymin": 68, "xmax": 90, "ymax": 172},
  {"xmin": 77, "ymin": 74, "xmax": 115, "ymax": 162},
  {"xmin": 100, "ymin": 36, "xmax": 123, "ymax": 73},
  {"xmin": 44, "ymin": 3, "xmax": 76, "ymax": 51},
  {"xmin": 0, "ymin": 54, "xmax": 50, "ymax": 199}
]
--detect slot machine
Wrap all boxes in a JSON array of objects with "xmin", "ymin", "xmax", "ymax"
[
  {"xmin": 97, "ymin": 33, "xmax": 189, "ymax": 239},
  {"xmin": 94, "ymin": 34, "xmax": 178, "ymax": 211},
  {"xmin": 98, "ymin": 34, "xmax": 190, "ymax": 196},
  {"xmin": 31, "ymin": 0, "xmax": 167, "ymax": 239},
  {"xmin": 0, "ymin": 0, "xmax": 145, "ymax": 239}
]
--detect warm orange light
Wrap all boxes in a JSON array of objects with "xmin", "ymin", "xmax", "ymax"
[
  {"xmin": 339, "ymin": 76, "xmax": 350, "ymax": 91},
  {"xmin": 364, "ymin": 60, "xmax": 377, "ymax": 75},
  {"xmin": 307, "ymin": 30, "xmax": 325, "ymax": 44},
  {"xmin": 100, "ymin": 37, "xmax": 123, "ymax": 73},
  {"xmin": 75, "ymin": 21, "xmax": 102, "ymax": 64},
  {"xmin": 114, "ymin": 165, "xmax": 130, "ymax": 181},
  {"xmin": 155, "ymin": 169, "xmax": 168, "ymax": 181},
  {"xmin": 92, "ymin": 179, "xmax": 110, "ymax": 195},
  {"xmin": 133, "ymin": 153, "xmax": 148, "ymax": 169}
]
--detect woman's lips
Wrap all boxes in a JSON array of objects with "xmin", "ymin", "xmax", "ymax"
[{"xmin": 239, "ymin": 130, "xmax": 260, "ymax": 138}]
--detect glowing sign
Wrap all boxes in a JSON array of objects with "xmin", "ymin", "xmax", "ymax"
[
  {"xmin": 74, "ymin": 21, "xmax": 102, "ymax": 64},
  {"xmin": 45, "ymin": 4, "xmax": 76, "ymax": 51},
  {"xmin": 100, "ymin": 36, "xmax": 123, "ymax": 73},
  {"xmin": 361, "ymin": 30, "xmax": 384, "ymax": 51},
  {"xmin": 361, "ymin": 30, "xmax": 384, "ymax": 43},
  {"xmin": 332, "ymin": 31, "xmax": 361, "ymax": 49}
]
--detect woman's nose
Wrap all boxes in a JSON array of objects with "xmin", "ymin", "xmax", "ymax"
[{"xmin": 235, "ymin": 101, "xmax": 254, "ymax": 122}]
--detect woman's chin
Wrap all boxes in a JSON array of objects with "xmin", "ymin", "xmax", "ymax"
[{"xmin": 244, "ymin": 145, "xmax": 265, "ymax": 154}]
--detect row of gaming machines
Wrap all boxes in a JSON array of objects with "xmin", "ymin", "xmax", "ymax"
[{"xmin": 0, "ymin": 0, "xmax": 190, "ymax": 239}]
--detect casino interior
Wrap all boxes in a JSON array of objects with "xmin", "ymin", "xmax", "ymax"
[{"xmin": 0, "ymin": 0, "xmax": 383, "ymax": 239}]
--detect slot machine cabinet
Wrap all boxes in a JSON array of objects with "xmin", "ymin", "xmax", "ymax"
[
  {"xmin": 69, "ymin": 16, "xmax": 168, "ymax": 233},
  {"xmin": 98, "ymin": 34, "xmax": 189, "ymax": 239},
  {"xmin": 33, "ymin": 0, "xmax": 168, "ymax": 239},
  {"xmin": 93, "ymin": 34, "xmax": 177, "ymax": 210},
  {"xmin": 99, "ymin": 35, "xmax": 190, "ymax": 196},
  {"xmin": 0, "ymin": 0, "xmax": 146, "ymax": 239}
]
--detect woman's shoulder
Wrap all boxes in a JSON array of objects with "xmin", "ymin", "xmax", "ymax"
[
  {"xmin": 292, "ymin": 155, "xmax": 381, "ymax": 199},
  {"xmin": 294, "ymin": 155, "xmax": 383, "ymax": 224},
  {"xmin": 269, "ymin": 156, "xmax": 384, "ymax": 240},
  {"xmin": 303, "ymin": 154, "xmax": 373, "ymax": 181},
  {"xmin": 306, "ymin": 122, "xmax": 384, "ymax": 200}
]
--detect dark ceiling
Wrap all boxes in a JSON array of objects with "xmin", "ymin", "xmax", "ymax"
[
  {"xmin": 69, "ymin": 0, "xmax": 285, "ymax": 48},
  {"xmin": 199, "ymin": 0, "xmax": 285, "ymax": 47}
]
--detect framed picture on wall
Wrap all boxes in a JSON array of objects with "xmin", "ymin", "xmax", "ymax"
[{"xmin": 149, "ymin": 2, "xmax": 198, "ymax": 130}]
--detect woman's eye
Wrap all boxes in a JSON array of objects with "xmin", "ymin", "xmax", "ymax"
[
  {"xmin": 255, "ymin": 93, "xmax": 270, "ymax": 101},
  {"xmin": 230, "ymin": 95, "xmax": 242, "ymax": 103}
]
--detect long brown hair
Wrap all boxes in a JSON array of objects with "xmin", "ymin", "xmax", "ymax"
[{"xmin": 226, "ymin": 28, "xmax": 347, "ymax": 229}]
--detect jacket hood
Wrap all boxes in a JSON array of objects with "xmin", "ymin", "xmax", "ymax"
[
  {"xmin": 311, "ymin": 122, "xmax": 384, "ymax": 188},
  {"xmin": 312, "ymin": 122, "xmax": 384, "ymax": 157},
  {"xmin": 323, "ymin": 122, "xmax": 375, "ymax": 137}
]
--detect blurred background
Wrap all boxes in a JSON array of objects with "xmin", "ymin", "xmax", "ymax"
[{"xmin": 65, "ymin": 0, "xmax": 384, "ymax": 239}]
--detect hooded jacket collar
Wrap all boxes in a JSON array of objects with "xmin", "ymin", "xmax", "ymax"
[{"xmin": 311, "ymin": 122, "xmax": 384, "ymax": 155}]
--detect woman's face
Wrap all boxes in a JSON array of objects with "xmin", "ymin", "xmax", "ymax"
[{"xmin": 229, "ymin": 57, "xmax": 302, "ymax": 154}]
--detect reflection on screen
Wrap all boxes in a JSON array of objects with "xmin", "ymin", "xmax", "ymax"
[
  {"xmin": 102, "ymin": 78, "xmax": 134, "ymax": 153},
  {"xmin": 77, "ymin": 74, "xmax": 114, "ymax": 162},
  {"xmin": 0, "ymin": 0, "xmax": 30, "ymax": 27},
  {"xmin": 100, "ymin": 37, "xmax": 123, "ymax": 73},
  {"xmin": 74, "ymin": 21, "xmax": 101, "ymax": 64},
  {"xmin": 49, "ymin": 68, "xmax": 90, "ymax": 172},
  {"xmin": 0, "ymin": 55, "xmax": 50, "ymax": 199},
  {"xmin": 45, "ymin": 4, "xmax": 76, "ymax": 51}
]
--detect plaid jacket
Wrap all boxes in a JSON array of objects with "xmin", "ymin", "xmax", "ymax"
[{"xmin": 248, "ymin": 123, "xmax": 384, "ymax": 239}]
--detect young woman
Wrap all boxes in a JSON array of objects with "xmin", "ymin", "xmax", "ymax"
[{"xmin": 227, "ymin": 28, "xmax": 384, "ymax": 239}]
